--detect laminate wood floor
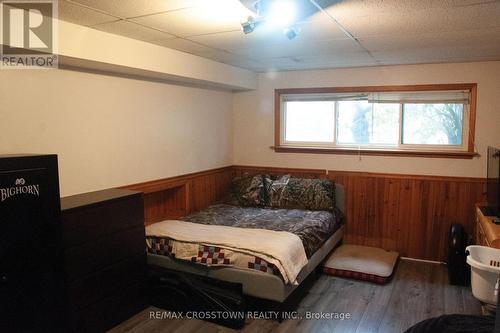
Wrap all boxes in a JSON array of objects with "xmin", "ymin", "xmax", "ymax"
[{"xmin": 109, "ymin": 260, "xmax": 481, "ymax": 333}]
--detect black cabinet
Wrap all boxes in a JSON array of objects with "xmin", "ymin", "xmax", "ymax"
[
  {"xmin": 0, "ymin": 155, "xmax": 63, "ymax": 332},
  {"xmin": 61, "ymin": 189, "xmax": 147, "ymax": 332}
]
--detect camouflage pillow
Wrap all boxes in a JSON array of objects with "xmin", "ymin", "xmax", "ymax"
[
  {"xmin": 225, "ymin": 173, "xmax": 266, "ymax": 207},
  {"xmin": 276, "ymin": 177, "xmax": 335, "ymax": 211},
  {"xmin": 263, "ymin": 174, "xmax": 291, "ymax": 207}
]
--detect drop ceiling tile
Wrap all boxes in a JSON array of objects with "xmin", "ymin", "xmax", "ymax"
[
  {"xmin": 256, "ymin": 51, "xmax": 376, "ymax": 70},
  {"xmin": 67, "ymin": 0, "xmax": 203, "ymax": 19},
  {"xmin": 372, "ymin": 44, "xmax": 500, "ymax": 64},
  {"xmin": 298, "ymin": 10, "xmax": 324, "ymax": 23},
  {"xmin": 337, "ymin": 2, "xmax": 500, "ymax": 37},
  {"xmin": 295, "ymin": 16, "xmax": 350, "ymax": 41},
  {"xmin": 152, "ymin": 38, "xmax": 218, "ymax": 54},
  {"xmin": 375, "ymin": 54, "xmax": 500, "ymax": 66},
  {"xmin": 92, "ymin": 20, "xmax": 175, "ymax": 42},
  {"xmin": 130, "ymin": 1, "xmax": 253, "ymax": 37},
  {"xmin": 280, "ymin": 62, "xmax": 378, "ymax": 71},
  {"xmin": 296, "ymin": 51, "xmax": 376, "ymax": 65},
  {"xmin": 359, "ymin": 28, "xmax": 500, "ymax": 52},
  {"xmin": 189, "ymin": 29, "xmax": 290, "ymax": 51},
  {"xmin": 59, "ymin": 0, "xmax": 118, "ymax": 26},
  {"xmin": 229, "ymin": 39, "xmax": 363, "ymax": 59},
  {"xmin": 59, "ymin": 0, "xmax": 500, "ymax": 71},
  {"xmin": 254, "ymin": 57, "xmax": 306, "ymax": 70},
  {"xmin": 324, "ymin": 0, "xmax": 498, "ymax": 19},
  {"xmin": 187, "ymin": 7, "xmax": 363, "ymax": 52}
]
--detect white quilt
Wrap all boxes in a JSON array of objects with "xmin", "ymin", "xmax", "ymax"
[{"xmin": 146, "ymin": 220, "xmax": 308, "ymax": 284}]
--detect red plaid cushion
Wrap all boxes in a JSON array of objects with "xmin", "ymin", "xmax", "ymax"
[{"xmin": 323, "ymin": 267, "xmax": 394, "ymax": 284}]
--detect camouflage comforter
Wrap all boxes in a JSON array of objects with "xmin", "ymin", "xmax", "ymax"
[{"xmin": 181, "ymin": 204, "xmax": 343, "ymax": 258}]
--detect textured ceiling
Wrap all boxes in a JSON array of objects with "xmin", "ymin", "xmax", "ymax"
[{"xmin": 58, "ymin": 0, "xmax": 500, "ymax": 72}]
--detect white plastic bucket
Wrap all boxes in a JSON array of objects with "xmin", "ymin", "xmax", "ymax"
[{"xmin": 466, "ymin": 245, "xmax": 500, "ymax": 305}]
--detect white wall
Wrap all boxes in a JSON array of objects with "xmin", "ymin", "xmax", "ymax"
[
  {"xmin": 233, "ymin": 61, "xmax": 500, "ymax": 178},
  {"xmin": 0, "ymin": 69, "xmax": 233, "ymax": 196},
  {"xmin": 2, "ymin": 61, "xmax": 499, "ymax": 198}
]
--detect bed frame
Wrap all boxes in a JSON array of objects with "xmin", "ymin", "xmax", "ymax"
[
  {"xmin": 129, "ymin": 173, "xmax": 346, "ymax": 320},
  {"xmin": 145, "ymin": 183, "xmax": 345, "ymax": 300},
  {"xmin": 147, "ymin": 225, "xmax": 344, "ymax": 302}
]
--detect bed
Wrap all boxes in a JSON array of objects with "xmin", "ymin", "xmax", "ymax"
[{"xmin": 145, "ymin": 174, "xmax": 345, "ymax": 303}]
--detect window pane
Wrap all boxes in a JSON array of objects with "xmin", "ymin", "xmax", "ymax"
[
  {"xmin": 403, "ymin": 104, "xmax": 464, "ymax": 145},
  {"xmin": 337, "ymin": 101, "xmax": 399, "ymax": 145},
  {"xmin": 284, "ymin": 101, "xmax": 335, "ymax": 142}
]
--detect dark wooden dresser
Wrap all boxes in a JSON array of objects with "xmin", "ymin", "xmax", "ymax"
[{"xmin": 61, "ymin": 189, "xmax": 147, "ymax": 332}]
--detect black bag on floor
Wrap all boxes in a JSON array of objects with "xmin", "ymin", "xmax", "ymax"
[
  {"xmin": 147, "ymin": 265, "xmax": 246, "ymax": 329},
  {"xmin": 404, "ymin": 314, "xmax": 494, "ymax": 333},
  {"xmin": 448, "ymin": 223, "xmax": 471, "ymax": 286}
]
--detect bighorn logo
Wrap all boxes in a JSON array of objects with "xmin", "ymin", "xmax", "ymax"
[{"xmin": 0, "ymin": 178, "xmax": 40, "ymax": 202}]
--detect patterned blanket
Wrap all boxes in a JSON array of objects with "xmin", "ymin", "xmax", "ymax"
[
  {"xmin": 147, "ymin": 237, "xmax": 283, "ymax": 277},
  {"xmin": 146, "ymin": 204, "xmax": 343, "ymax": 282},
  {"xmin": 146, "ymin": 220, "xmax": 308, "ymax": 284},
  {"xmin": 182, "ymin": 204, "xmax": 342, "ymax": 258}
]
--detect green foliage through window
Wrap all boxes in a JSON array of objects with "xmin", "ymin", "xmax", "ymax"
[{"xmin": 282, "ymin": 99, "xmax": 466, "ymax": 150}]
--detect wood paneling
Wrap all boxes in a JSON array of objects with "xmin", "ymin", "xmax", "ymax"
[
  {"xmin": 121, "ymin": 166, "xmax": 233, "ymax": 225},
  {"xmin": 234, "ymin": 165, "xmax": 486, "ymax": 262},
  {"xmin": 232, "ymin": 165, "xmax": 327, "ymax": 179},
  {"xmin": 121, "ymin": 164, "xmax": 486, "ymax": 261}
]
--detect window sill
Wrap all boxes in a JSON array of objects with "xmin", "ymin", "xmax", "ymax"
[{"xmin": 271, "ymin": 146, "xmax": 479, "ymax": 159}]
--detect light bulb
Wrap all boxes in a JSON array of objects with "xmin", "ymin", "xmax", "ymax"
[{"xmin": 267, "ymin": 0, "xmax": 296, "ymax": 27}]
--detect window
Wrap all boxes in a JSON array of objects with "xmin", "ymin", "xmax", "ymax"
[
  {"xmin": 275, "ymin": 84, "xmax": 477, "ymax": 158},
  {"xmin": 402, "ymin": 103, "xmax": 464, "ymax": 145},
  {"xmin": 285, "ymin": 101, "xmax": 335, "ymax": 143},
  {"xmin": 336, "ymin": 101, "xmax": 400, "ymax": 145}
]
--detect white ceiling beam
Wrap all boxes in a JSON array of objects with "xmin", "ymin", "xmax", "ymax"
[{"xmin": 57, "ymin": 20, "xmax": 257, "ymax": 91}]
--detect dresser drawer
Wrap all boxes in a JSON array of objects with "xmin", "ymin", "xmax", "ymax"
[
  {"xmin": 66, "ymin": 253, "xmax": 146, "ymax": 309},
  {"xmin": 62, "ymin": 192, "xmax": 143, "ymax": 246},
  {"xmin": 60, "ymin": 189, "xmax": 146, "ymax": 333},
  {"xmin": 64, "ymin": 225, "xmax": 145, "ymax": 281},
  {"xmin": 67, "ymin": 282, "xmax": 147, "ymax": 333}
]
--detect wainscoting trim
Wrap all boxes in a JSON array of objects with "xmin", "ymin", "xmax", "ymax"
[{"xmin": 120, "ymin": 165, "xmax": 486, "ymax": 261}]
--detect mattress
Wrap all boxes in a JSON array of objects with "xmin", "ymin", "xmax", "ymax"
[
  {"xmin": 146, "ymin": 184, "xmax": 346, "ymax": 302},
  {"xmin": 146, "ymin": 219, "xmax": 308, "ymax": 284},
  {"xmin": 180, "ymin": 204, "xmax": 343, "ymax": 258},
  {"xmin": 147, "ymin": 226, "xmax": 344, "ymax": 302},
  {"xmin": 146, "ymin": 204, "xmax": 343, "ymax": 286}
]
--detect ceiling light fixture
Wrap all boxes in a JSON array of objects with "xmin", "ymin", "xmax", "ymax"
[
  {"xmin": 283, "ymin": 25, "xmax": 300, "ymax": 40},
  {"xmin": 266, "ymin": 0, "xmax": 296, "ymax": 27},
  {"xmin": 240, "ymin": 0, "xmax": 300, "ymax": 39},
  {"xmin": 241, "ymin": 16, "xmax": 257, "ymax": 34}
]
